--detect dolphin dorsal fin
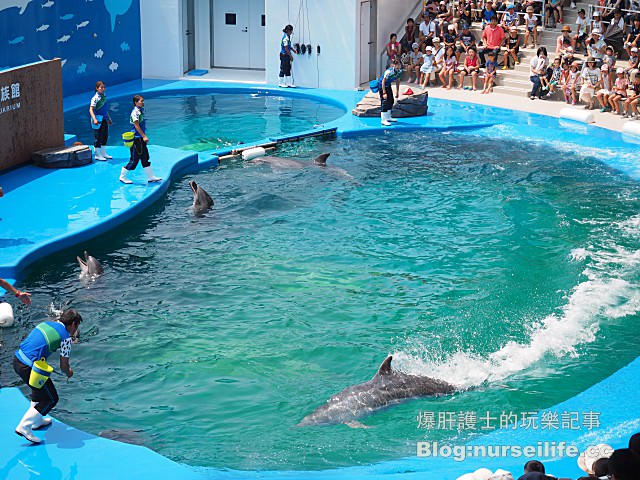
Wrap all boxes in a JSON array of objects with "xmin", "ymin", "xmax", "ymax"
[
  {"xmin": 377, "ymin": 356, "xmax": 393, "ymax": 376},
  {"xmin": 313, "ymin": 153, "xmax": 330, "ymax": 166}
]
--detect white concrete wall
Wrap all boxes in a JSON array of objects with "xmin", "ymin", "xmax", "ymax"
[
  {"xmin": 140, "ymin": 0, "xmax": 183, "ymax": 78},
  {"xmin": 376, "ymin": 0, "xmax": 421, "ymax": 53},
  {"xmin": 265, "ymin": 0, "xmax": 358, "ymax": 90}
]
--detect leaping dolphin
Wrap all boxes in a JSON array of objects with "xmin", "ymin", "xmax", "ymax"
[
  {"xmin": 189, "ymin": 180, "xmax": 214, "ymax": 212},
  {"xmin": 77, "ymin": 251, "xmax": 103, "ymax": 278},
  {"xmin": 297, "ymin": 355, "xmax": 456, "ymax": 428}
]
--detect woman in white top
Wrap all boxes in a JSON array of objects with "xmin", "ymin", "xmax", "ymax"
[{"xmin": 529, "ymin": 46, "xmax": 549, "ymax": 99}]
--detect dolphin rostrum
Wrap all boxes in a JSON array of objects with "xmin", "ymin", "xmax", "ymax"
[
  {"xmin": 189, "ymin": 180, "xmax": 214, "ymax": 212},
  {"xmin": 297, "ymin": 355, "xmax": 456, "ymax": 428},
  {"xmin": 77, "ymin": 251, "xmax": 103, "ymax": 278}
]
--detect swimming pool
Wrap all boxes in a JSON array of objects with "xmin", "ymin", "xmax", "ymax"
[
  {"xmin": 64, "ymin": 91, "xmax": 346, "ymax": 152},
  {"xmin": 4, "ymin": 127, "xmax": 640, "ymax": 471}
]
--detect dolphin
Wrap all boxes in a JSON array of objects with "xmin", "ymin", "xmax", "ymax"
[
  {"xmin": 77, "ymin": 251, "xmax": 103, "ymax": 277},
  {"xmin": 249, "ymin": 153, "xmax": 330, "ymax": 169},
  {"xmin": 297, "ymin": 355, "xmax": 456, "ymax": 428},
  {"xmin": 189, "ymin": 180, "xmax": 214, "ymax": 212}
]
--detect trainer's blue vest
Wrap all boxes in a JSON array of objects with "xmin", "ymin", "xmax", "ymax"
[
  {"xmin": 16, "ymin": 321, "xmax": 69, "ymax": 367},
  {"xmin": 130, "ymin": 106, "xmax": 146, "ymax": 138},
  {"xmin": 377, "ymin": 67, "xmax": 402, "ymax": 89},
  {"xmin": 92, "ymin": 92, "xmax": 108, "ymax": 117}
]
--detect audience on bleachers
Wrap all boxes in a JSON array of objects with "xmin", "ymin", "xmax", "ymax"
[
  {"xmin": 454, "ymin": 432, "xmax": 640, "ymax": 480},
  {"xmin": 385, "ymin": 0, "xmax": 640, "ymax": 118}
]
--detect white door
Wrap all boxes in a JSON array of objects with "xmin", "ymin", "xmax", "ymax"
[
  {"xmin": 213, "ymin": 0, "xmax": 250, "ymax": 68},
  {"xmin": 360, "ymin": 1, "xmax": 373, "ymax": 84},
  {"xmin": 248, "ymin": 0, "xmax": 265, "ymax": 69}
]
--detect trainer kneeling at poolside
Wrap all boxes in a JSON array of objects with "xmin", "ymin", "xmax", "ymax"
[
  {"xmin": 13, "ymin": 309, "xmax": 82, "ymax": 444},
  {"xmin": 378, "ymin": 58, "xmax": 402, "ymax": 126}
]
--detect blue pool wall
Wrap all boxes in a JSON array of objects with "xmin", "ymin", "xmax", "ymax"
[
  {"xmin": 1, "ymin": 80, "xmax": 639, "ymax": 479},
  {"xmin": 0, "ymin": 0, "xmax": 141, "ymax": 96}
]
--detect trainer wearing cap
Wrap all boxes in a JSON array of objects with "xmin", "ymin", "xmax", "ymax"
[
  {"xmin": 556, "ymin": 25, "xmax": 575, "ymax": 56},
  {"xmin": 13, "ymin": 309, "xmax": 83, "ymax": 444}
]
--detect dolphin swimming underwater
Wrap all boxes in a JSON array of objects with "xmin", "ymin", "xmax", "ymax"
[
  {"xmin": 189, "ymin": 180, "xmax": 214, "ymax": 212},
  {"xmin": 249, "ymin": 153, "xmax": 330, "ymax": 169},
  {"xmin": 297, "ymin": 355, "xmax": 456, "ymax": 428},
  {"xmin": 77, "ymin": 251, "xmax": 103, "ymax": 278}
]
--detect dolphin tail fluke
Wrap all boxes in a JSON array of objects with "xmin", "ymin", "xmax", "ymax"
[{"xmin": 313, "ymin": 153, "xmax": 330, "ymax": 166}]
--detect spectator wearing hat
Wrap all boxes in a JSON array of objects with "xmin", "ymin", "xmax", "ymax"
[
  {"xmin": 436, "ymin": 1, "xmax": 455, "ymax": 36},
  {"xmin": 590, "ymin": 10, "xmax": 604, "ymax": 36},
  {"xmin": 597, "ymin": 62, "xmax": 614, "ymax": 111},
  {"xmin": 546, "ymin": 0, "xmax": 564, "ymax": 28},
  {"xmin": 574, "ymin": 9, "xmax": 589, "ymax": 53},
  {"xmin": 407, "ymin": 42, "xmax": 423, "ymax": 83},
  {"xmin": 561, "ymin": 45, "xmax": 575, "ymax": 66},
  {"xmin": 401, "ymin": 18, "xmax": 418, "ymax": 54},
  {"xmin": 609, "ymin": 67, "xmax": 629, "ymax": 114},
  {"xmin": 503, "ymin": 26, "xmax": 521, "ymax": 68},
  {"xmin": 456, "ymin": 23, "xmax": 477, "ymax": 63},
  {"xmin": 624, "ymin": 16, "xmax": 640, "ymax": 59},
  {"xmin": 625, "ymin": 47, "xmax": 639, "ymax": 83},
  {"xmin": 443, "ymin": 24, "xmax": 457, "ymax": 51},
  {"xmin": 420, "ymin": 45, "xmax": 436, "ymax": 87},
  {"xmin": 501, "ymin": 4, "xmax": 519, "ymax": 31},
  {"xmin": 563, "ymin": 60, "xmax": 582, "ymax": 104},
  {"xmin": 586, "ymin": 31, "xmax": 607, "ymax": 66},
  {"xmin": 431, "ymin": 37, "xmax": 446, "ymax": 80},
  {"xmin": 603, "ymin": 45, "xmax": 617, "ymax": 70},
  {"xmin": 523, "ymin": 6, "xmax": 538, "ymax": 49},
  {"xmin": 576, "ymin": 445, "xmax": 612, "ymax": 479},
  {"xmin": 607, "ymin": 448, "xmax": 640, "ymax": 480},
  {"xmin": 556, "ymin": 25, "xmax": 576, "ymax": 55},
  {"xmin": 580, "ymin": 57, "xmax": 602, "ymax": 109},
  {"xmin": 479, "ymin": 16, "xmax": 505, "ymax": 67}
]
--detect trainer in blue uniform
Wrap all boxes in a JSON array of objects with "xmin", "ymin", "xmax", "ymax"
[
  {"xmin": 378, "ymin": 58, "xmax": 402, "ymax": 126},
  {"xmin": 89, "ymin": 80, "xmax": 113, "ymax": 161},
  {"xmin": 279, "ymin": 24, "xmax": 297, "ymax": 88},
  {"xmin": 13, "ymin": 309, "xmax": 82, "ymax": 444}
]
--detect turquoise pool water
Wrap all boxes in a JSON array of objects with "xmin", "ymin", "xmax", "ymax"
[
  {"xmin": 3, "ymin": 130, "xmax": 640, "ymax": 471},
  {"xmin": 63, "ymin": 92, "xmax": 345, "ymax": 151}
]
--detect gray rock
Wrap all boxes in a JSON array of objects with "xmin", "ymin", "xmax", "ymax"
[{"xmin": 352, "ymin": 90, "xmax": 428, "ymax": 117}]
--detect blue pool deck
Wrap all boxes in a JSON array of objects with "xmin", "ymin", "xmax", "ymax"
[{"xmin": 1, "ymin": 79, "xmax": 639, "ymax": 479}]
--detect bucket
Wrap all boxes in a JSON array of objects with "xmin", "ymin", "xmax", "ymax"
[
  {"xmin": 29, "ymin": 358, "xmax": 53, "ymax": 389},
  {"xmin": 369, "ymin": 80, "xmax": 379, "ymax": 93},
  {"xmin": 91, "ymin": 114, "xmax": 103, "ymax": 130},
  {"xmin": 122, "ymin": 131, "xmax": 134, "ymax": 148}
]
